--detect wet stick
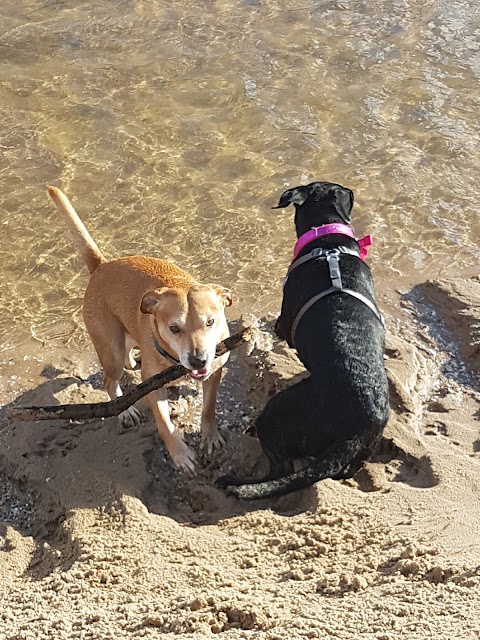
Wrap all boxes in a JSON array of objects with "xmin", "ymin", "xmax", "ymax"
[{"xmin": 8, "ymin": 327, "xmax": 257, "ymax": 423}]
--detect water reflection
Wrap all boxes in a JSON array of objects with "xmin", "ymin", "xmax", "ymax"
[{"xmin": 0, "ymin": 0, "xmax": 478, "ymax": 351}]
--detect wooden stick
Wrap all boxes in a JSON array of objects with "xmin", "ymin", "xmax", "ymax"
[{"xmin": 8, "ymin": 327, "xmax": 257, "ymax": 423}]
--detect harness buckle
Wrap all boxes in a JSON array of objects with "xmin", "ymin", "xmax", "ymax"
[
  {"xmin": 301, "ymin": 246, "xmax": 344, "ymax": 289},
  {"xmin": 326, "ymin": 250, "xmax": 342, "ymax": 290}
]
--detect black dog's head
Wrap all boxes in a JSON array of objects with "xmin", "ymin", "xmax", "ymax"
[{"xmin": 272, "ymin": 181, "xmax": 354, "ymax": 238}]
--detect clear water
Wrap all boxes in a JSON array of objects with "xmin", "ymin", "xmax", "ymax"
[{"xmin": 1, "ymin": 0, "xmax": 479, "ymax": 355}]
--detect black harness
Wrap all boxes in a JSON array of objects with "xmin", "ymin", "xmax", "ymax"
[{"xmin": 285, "ymin": 246, "xmax": 384, "ymax": 347}]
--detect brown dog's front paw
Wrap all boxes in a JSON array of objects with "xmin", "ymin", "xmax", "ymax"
[
  {"xmin": 118, "ymin": 406, "xmax": 143, "ymax": 430},
  {"xmin": 200, "ymin": 422, "xmax": 225, "ymax": 455},
  {"xmin": 169, "ymin": 438, "xmax": 196, "ymax": 474}
]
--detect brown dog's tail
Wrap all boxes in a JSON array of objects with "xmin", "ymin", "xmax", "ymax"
[{"xmin": 47, "ymin": 186, "xmax": 106, "ymax": 274}]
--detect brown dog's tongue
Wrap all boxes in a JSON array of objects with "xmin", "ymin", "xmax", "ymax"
[{"xmin": 191, "ymin": 368, "xmax": 208, "ymax": 378}]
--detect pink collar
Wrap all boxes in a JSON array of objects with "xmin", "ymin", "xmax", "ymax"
[{"xmin": 293, "ymin": 223, "xmax": 372, "ymax": 261}]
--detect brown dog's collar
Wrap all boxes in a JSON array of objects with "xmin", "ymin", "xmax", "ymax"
[{"xmin": 152, "ymin": 334, "xmax": 180, "ymax": 365}]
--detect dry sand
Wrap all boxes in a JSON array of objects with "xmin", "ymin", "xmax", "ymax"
[{"xmin": 1, "ymin": 276, "xmax": 479, "ymax": 639}]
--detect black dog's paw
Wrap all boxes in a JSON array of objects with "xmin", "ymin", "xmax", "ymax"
[
  {"xmin": 215, "ymin": 475, "xmax": 237, "ymax": 490},
  {"xmin": 274, "ymin": 317, "xmax": 286, "ymax": 341}
]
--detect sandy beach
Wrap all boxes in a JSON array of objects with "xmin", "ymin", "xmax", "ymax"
[
  {"xmin": 1, "ymin": 0, "xmax": 479, "ymax": 637},
  {"xmin": 1, "ymin": 274, "xmax": 479, "ymax": 639}
]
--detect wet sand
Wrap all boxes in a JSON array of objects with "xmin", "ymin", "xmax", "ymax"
[{"xmin": 1, "ymin": 274, "xmax": 479, "ymax": 639}]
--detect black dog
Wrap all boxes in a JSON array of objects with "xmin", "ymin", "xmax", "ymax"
[{"xmin": 218, "ymin": 181, "xmax": 389, "ymax": 499}]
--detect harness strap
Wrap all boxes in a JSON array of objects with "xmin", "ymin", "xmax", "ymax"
[
  {"xmin": 285, "ymin": 245, "xmax": 360, "ymax": 285},
  {"xmin": 327, "ymin": 252, "xmax": 342, "ymax": 290},
  {"xmin": 152, "ymin": 334, "xmax": 180, "ymax": 364},
  {"xmin": 290, "ymin": 287, "xmax": 384, "ymax": 346},
  {"xmin": 287, "ymin": 247, "xmax": 384, "ymax": 347}
]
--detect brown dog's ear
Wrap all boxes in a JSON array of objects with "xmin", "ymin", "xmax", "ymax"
[
  {"xmin": 210, "ymin": 285, "xmax": 233, "ymax": 307},
  {"xmin": 272, "ymin": 185, "xmax": 311, "ymax": 209},
  {"xmin": 140, "ymin": 287, "xmax": 170, "ymax": 314}
]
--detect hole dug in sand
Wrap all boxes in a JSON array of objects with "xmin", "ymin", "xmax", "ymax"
[{"xmin": 371, "ymin": 438, "xmax": 439, "ymax": 489}]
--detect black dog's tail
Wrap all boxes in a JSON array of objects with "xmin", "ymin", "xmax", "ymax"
[{"xmin": 224, "ymin": 436, "xmax": 367, "ymax": 500}]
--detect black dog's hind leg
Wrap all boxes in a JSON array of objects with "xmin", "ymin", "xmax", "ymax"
[
  {"xmin": 265, "ymin": 449, "xmax": 294, "ymax": 480},
  {"xmin": 216, "ymin": 450, "xmax": 293, "ymax": 490},
  {"xmin": 330, "ymin": 456, "xmax": 364, "ymax": 480},
  {"xmin": 330, "ymin": 431, "xmax": 383, "ymax": 480}
]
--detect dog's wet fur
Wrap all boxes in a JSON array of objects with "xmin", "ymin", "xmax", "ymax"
[{"xmin": 218, "ymin": 181, "xmax": 389, "ymax": 499}]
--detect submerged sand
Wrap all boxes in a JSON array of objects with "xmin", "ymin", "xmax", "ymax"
[{"xmin": 0, "ymin": 276, "xmax": 479, "ymax": 639}]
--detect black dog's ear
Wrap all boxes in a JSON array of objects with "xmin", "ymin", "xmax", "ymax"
[
  {"xmin": 333, "ymin": 186, "xmax": 354, "ymax": 224},
  {"xmin": 272, "ymin": 186, "xmax": 310, "ymax": 209}
]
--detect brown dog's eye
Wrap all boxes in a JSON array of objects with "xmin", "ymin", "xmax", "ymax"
[
  {"xmin": 170, "ymin": 325, "xmax": 180, "ymax": 334},
  {"xmin": 206, "ymin": 318, "xmax": 215, "ymax": 327}
]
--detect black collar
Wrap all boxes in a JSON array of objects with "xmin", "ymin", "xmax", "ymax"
[{"xmin": 152, "ymin": 334, "xmax": 180, "ymax": 365}]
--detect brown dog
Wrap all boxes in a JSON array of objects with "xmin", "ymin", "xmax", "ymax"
[{"xmin": 48, "ymin": 187, "xmax": 232, "ymax": 472}]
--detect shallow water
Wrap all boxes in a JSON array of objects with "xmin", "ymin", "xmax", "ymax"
[{"xmin": 1, "ymin": 0, "xmax": 479, "ymax": 354}]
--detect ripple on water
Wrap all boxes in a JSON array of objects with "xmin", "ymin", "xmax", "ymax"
[{"xmin": 0, "ymin": 0, "xmax": 478, "ymax": 353}]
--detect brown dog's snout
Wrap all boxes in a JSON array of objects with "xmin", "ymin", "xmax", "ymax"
[{"xmin": 188, "ymin": 352, "xmax": 207, "ymax": 369}]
